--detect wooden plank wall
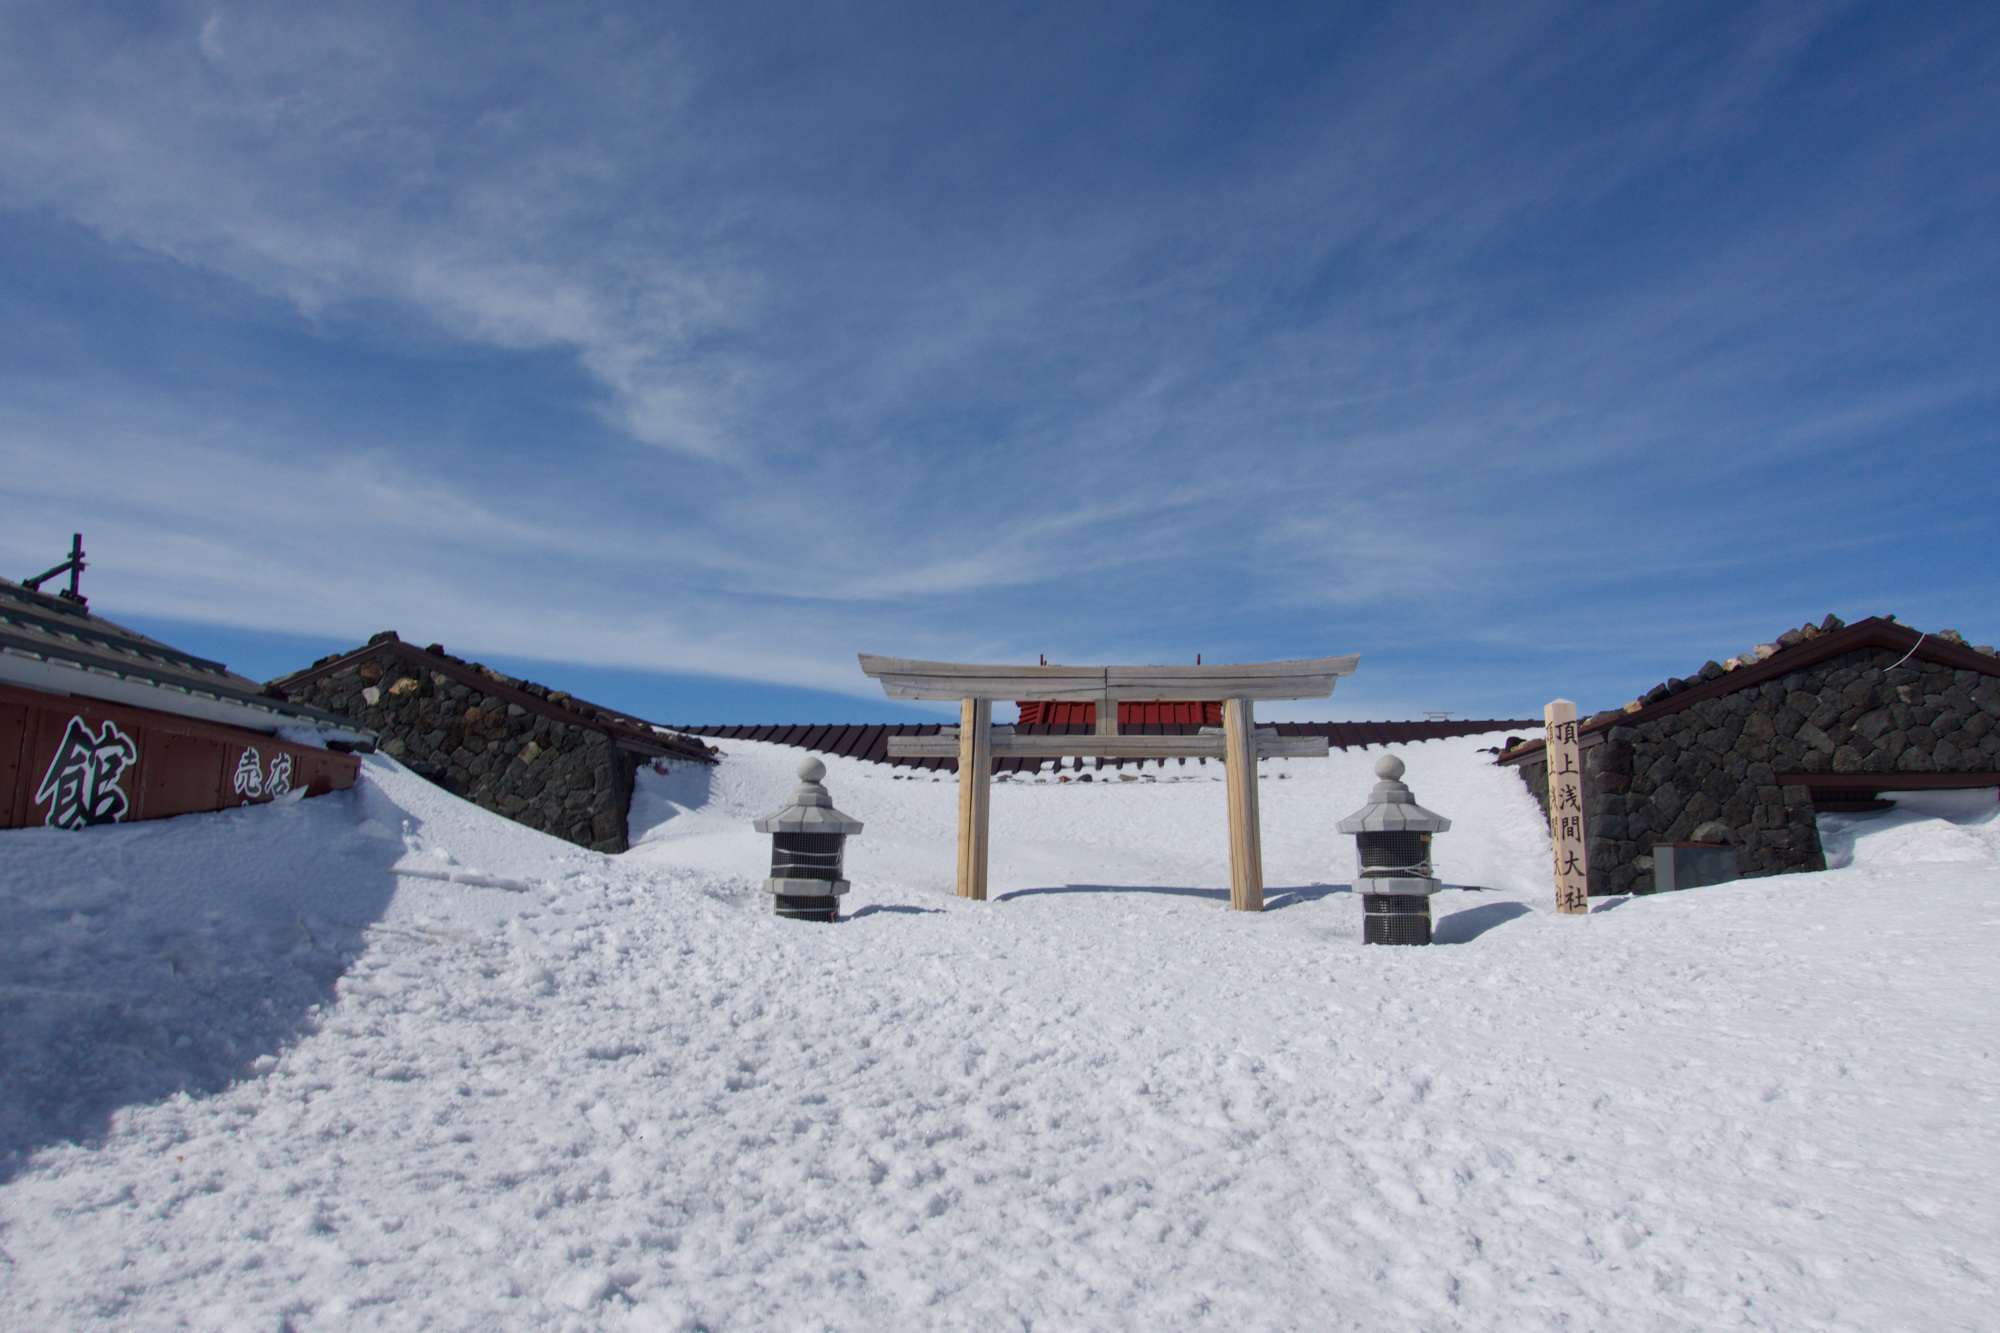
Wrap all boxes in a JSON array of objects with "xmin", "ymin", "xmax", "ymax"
[{"xmin": 1, "ymin": 681, "xmax": 359, "ymax": 830}]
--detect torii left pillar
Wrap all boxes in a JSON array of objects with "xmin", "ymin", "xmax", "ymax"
[
  {"xmin": 1222, "ymin": 696, "xmax": 1264, "ymax": 911},
  {"xmin": 956, "ymin": 698, "xmax": 993, "ymax": 899}
]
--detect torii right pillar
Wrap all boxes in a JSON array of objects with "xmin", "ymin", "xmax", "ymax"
[{"xmin": 1222, "ymin": 696, "xmax": 1263, "ymax": 911}]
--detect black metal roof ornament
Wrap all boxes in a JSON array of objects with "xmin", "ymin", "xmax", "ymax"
[{"xmin": 22, "ymin": 533, "xmax": 87, "ymax": 611}]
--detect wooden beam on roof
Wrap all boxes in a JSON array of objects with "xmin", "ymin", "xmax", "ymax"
[
  {"xmin": 1103, "ymin": 659, "xmax": 1359, "ymax": 700},
  {"xmin": 856, "ymin": 653, "xmax": 1360, "ymax": 702},
  {"xmin": 856, "ymin": 658, "xmax": 1108, "ymax": 702}
]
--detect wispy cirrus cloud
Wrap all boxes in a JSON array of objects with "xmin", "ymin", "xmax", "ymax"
[{"xmin": 1, "ymin": 0, "xmax": 1996, "ymax": 720}]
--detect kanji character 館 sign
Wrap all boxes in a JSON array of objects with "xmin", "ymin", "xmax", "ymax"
[{"xmin": 1545, "ymin": 698, "xmax": 1589, "ymax": 914}]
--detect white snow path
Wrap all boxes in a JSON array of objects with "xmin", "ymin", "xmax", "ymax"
[{"xmin": 1, "ymin": 739, "xmax": 1996, "ymax": 1330}]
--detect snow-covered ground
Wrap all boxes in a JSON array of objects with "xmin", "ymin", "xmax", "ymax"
[{"xmin": 2, "ymin": 736, "xmax": 1996, "ymax": 1331}]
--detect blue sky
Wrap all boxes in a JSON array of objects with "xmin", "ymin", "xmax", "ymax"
[{"xmin": 3, "ymin": 1, "xmax": 1996, "ymax": 725}]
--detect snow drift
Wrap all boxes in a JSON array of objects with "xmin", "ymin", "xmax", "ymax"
[{"xmin": 2, "ymin": 736, "xmax": 1996, "ymax": 1330}]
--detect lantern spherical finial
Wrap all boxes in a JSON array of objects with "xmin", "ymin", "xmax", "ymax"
[
  {"xmin": 797, "ymin": 756, "xmax": 827, "ymax": 783},
  {"xmin": 1374, "ymin": 753, "xmax": 1405, "ymax": 780}
]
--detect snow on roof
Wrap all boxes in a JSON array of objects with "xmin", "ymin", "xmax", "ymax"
[
  {"xmin": 271, "ymin": 632, "xmax": 714, "ymax": 763},
  {"xmin": 0, "ymin": 577, "xmax": 365, "ymax": 737}
]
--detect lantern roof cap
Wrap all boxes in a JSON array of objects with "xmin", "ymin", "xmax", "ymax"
[
  {"xmin": 754, "ymin": 755, "xmax": 864, "ymax": 835},
  {"xmin": 1336, "ymin": 753, "xmax": 1452, "ymax": 834}
]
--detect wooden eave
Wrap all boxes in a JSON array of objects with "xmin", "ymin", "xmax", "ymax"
[
  {"xmin": 270, "ymin": 640, "xmax": 717, "ymax": 764},
  {"xmin": 1496, "ymin": 617, "xmax": 2000, "ymax": 764}
]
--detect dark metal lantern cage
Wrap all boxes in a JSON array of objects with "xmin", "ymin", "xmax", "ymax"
[
  {"xmin": 753, "ymin": 756, "xmax": 864, "ymax": 922},
  {"xmin": 771, "ymin": 831, "xmax": 845, "ymax": 881},
  {"xmin": 1337, "ymin": 754, "xmax": 1452, "ymax": 946},
  {"xmin": 1355, "ymin": 830, "xmax": 1433, "ymax": 877}
]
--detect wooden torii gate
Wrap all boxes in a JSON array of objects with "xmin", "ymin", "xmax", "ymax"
[{"xmin": 858, "ymin": 654, "xmax": 1360, "ymax": 911}]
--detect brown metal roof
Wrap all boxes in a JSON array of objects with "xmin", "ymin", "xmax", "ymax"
[
  {"xmin": 269, "ymin": 635, "xmax": 716, "ymax": 764},
  {"xmin": 677, "ymin": 718, "xmax": 1535, "ymax": 772},
  {"xmin": 1496, "ymin": 616, "xmax": 2000, "ymax": 763}
]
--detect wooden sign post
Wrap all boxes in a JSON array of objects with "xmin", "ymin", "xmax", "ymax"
[{"xmin": 1545, "ymin": 699, "xmax": 1589, "ymax": 914}]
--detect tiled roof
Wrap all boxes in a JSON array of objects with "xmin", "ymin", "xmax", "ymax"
[
  {"xmin": 269, "ymin": 634, "xmax": 716, "ymax": 763},
  {"xmin": 678, "ymin": 718, "xmax": 1537, "ymax": 773},
  {"xmin": 0, "ymin": 577, "xmax": 360, "ymax": 735}
]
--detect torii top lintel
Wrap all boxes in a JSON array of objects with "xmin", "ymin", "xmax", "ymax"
[{"xmin": 856, "ymin": 653, "xmax": 1360, "ymax": 703}]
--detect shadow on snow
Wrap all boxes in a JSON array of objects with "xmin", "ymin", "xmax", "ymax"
[
  {"xmin": 1432, "ymin": 900, "xmax": 1534, "ymax": 943},
  {"xmin": 986, "ymin": 881, "xmax": 1536, "ymax": 943},
  {"xmin": 0, "ymin": 790, "xmax": 398, "ymax": 1181},
  {"xmin": 995, "ymin": 882, "xmax": 1350, "ymax": 910}
]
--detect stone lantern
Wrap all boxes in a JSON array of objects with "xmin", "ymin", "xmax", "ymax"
[
  {"xmin": 1337, "ymin": 753, "xmax": 1452, "ymax": 946},
  {"xmin": 753, "ymin": 756, "xmax": 864, "ymax": 922}
]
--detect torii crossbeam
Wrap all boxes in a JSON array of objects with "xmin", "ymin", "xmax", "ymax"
[{"xmin": 858, "ymin": 653, "xmax": 1360, "ymax": 910}]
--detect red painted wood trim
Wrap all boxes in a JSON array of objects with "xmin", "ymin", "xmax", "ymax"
[{"xmin": 1, "ymin": 680, "xmax": 359, "ymax": 831}]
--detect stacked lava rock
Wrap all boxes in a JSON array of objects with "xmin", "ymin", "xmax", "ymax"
[
  {"xmin": 269, "ymin": 632, "xmax": 714, "ymax": 853},
  {"xmin": 1500, "ymin": 615, "xmax": 2000, "ymax": 895}
]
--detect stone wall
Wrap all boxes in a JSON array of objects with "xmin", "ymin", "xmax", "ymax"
[
  {"xmin": 280, "ymin": 644, "xmax": 644, "ymax": 852},
  {"xmin": 1523, "ymin": 646, "xmax": 2000, "ymax": 894}
]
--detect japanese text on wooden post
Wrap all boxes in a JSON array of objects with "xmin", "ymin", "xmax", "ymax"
[{"xmin": 1545, "ymin": 699, "xmax": 1589, "ymax": 914}]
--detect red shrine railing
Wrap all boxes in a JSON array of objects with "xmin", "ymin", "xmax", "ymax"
[{"xmin": 1016, "ymin": 700, "xmax": 1222, "ymax": 727}]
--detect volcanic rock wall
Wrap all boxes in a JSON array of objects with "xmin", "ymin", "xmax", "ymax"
[
  {"xmin": 1520, "ymin": 644, "xmax": 2000, "ymax": 894},
  {"xmin": 279, "ymin": 643, "xmax": 658, "ymax": 852}
]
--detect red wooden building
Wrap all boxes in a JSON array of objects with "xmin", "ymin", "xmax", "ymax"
[{"xmin": 1, "ymin": 575, "xmax": 364, "ymax": 831}]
